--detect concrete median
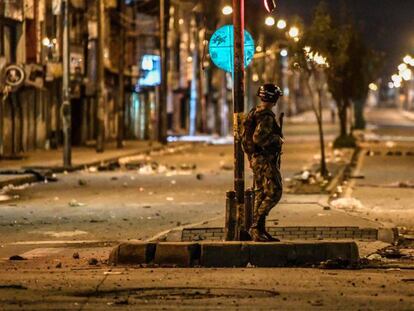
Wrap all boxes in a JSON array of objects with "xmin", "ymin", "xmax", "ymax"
[{"xmin": 108, "ymin": 241, "xmax": 359, "ymax": 267}]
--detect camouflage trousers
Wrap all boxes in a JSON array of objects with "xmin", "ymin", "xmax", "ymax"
[{"xmin": 250, "ymin": 154, "xmax": 283, "ymax": 218}]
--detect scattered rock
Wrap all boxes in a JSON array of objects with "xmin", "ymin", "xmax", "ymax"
[
  {"xmin": 9, "ymin": 255, "xmax": 27, "ymax": 261},
  {"xmin": 78, "ymin": 179, "xmax": 87, "ymax": 186},
  {"xmin": 72, "ymin": 252, "xmax": 80, "ymax": 259},
  {"xmin": 196, "ymin": 173, "xmax": 204, "ymax": 180},
  {"xmin": 142, "ymin": 205, "xmax": 151, "ymax": 209},
  {"xmin": 55, "ymin": 262, "xmax": 62, "ymax": 268},
  {"xmin": 111, "ymin": 177, "xmax": 118, "ymax": 181},
  {"xmin": 88, "ymin": 258, "xmax": 99, "ymax": 266},
  {"xmin": 366, "ymin": 254, "xmax": 382, "ymax": 261},
  {"xmin": 68, "ymin": 199, "xmax": 86, "ymax": 207}
]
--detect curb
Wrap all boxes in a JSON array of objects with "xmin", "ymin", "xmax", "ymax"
[
  {"xmin": 108, "ymin": 241, "xmax": 359, "ymax": 268},
  {"xmin": 0, "ymin": 143, "xmax": 190, "ymax": 188}
]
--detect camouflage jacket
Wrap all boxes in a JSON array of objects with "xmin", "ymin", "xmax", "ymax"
[{"xmin": 252, "ymin": 108, "xmax": 283, "ymax": 157}]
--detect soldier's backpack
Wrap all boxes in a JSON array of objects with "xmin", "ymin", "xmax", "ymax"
[{"xmin": 241, "ymin": 108, "xmax": 274, "ymax": 157}]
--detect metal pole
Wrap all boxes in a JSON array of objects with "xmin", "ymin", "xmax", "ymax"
[
  {"xmin": 96, "ymin": 0, "xmax": 105, "ymax": 153},
  {"xmin": 117, "ymin": 0, "xmax": 125, "ymax": 149},
  {"xmin": 61, "ymin": 0, "xmax": 72, "ymax": 168},
  {"xmin": 158, "ymin": 0, "xmax": 169, "ymax": 144},
  {"xmin": 232, "ymin": 0, "xmax": 245, "ymax": 240}
]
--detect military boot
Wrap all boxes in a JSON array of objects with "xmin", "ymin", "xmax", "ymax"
[
  {"xmin": 258, "ymin": 216, "xmax": 280, "ymax": 242},
  {"xmin": 249, "ymin": 215, "xmax": 268, "ymax": 242}
]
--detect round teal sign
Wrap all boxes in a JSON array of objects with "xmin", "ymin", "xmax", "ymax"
[{"xmin": 209, "ymin": 25, "xmax": 255, "ymax": 73}]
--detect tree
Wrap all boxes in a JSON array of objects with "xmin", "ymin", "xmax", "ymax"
[{"xmin": 289, "ymin": 10, "xmax": 331, "ymax": 177}]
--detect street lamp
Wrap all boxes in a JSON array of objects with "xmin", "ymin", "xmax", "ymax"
[
  {"xmin": 401, "ymin": 68, "xmax": 412, "ymax": 81},
  {"xmin": 398, "ymin": 63, "xmax": 408, "ymax": 72},
  {"xmin": 369, "ymin": 83, "xmax": 378, "ymax": 91},
  {"xmin": 403, "ymin": 55, "xmax": 413, "ymax": 65},
  {"xmin": 280, "ymin": 49, "xmax": 288, "ymax": 57},
  {"xmin": 265, "ymin": 16, "xmax": 275, "ymax": 26},
  {"xmin": 222, "ymin": 5, "xmax": 233, "ymax": 15},
  {"xmin": 288, "ymin": 26, "xmax": 299, "ymax": 39},
  {"xmin": 277, "ymin": 19, "xmax": 287, "ymax": 30}
]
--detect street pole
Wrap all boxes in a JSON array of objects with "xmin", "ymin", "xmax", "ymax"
[
  {"xmin": 158, "ymin": 0, "xmax": 169, "ymax": 144},
  {"xmin": 96, "ymin": 0, "xmax": 105, "ymax": 153},
  {"xmin": 61, "ymin": 0, "xmax": 71, "ymax": 168},
  {"xmin": 117, "ymin": 0, "xmax": 125, "ymax": 149},
  {"xmin": 232, "ymin": 0, "xmax": 245, "ymax": 240}
]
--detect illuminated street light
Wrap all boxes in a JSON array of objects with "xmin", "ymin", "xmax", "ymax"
[
  {"xmin": 288, "ymin": 26, "xmax": 299, "ymax": 38},
  {"xmin": 368, "ymin": 83, "xmax": 378, "ymax": 91},
  {"xmin": 394, "ymin": 81, "xmax": 401, "ymax": 88},
  {"xmin": 391, "ymin": 74, "xmax": 402, "ymax": 84},
  {"xmin": 401, "ymin": 68, "xmax": 412, "ymax": 81},
  {"xmin": 256, "ymin": 45, "xmax": 263, "ymax": 53},
  {"xmin": 280, "ymin": 49, "xmax": 288, "ymax": 57},
  {"xmin": 277, "ymin": 19, "xmax": 287, "ymax": 30},
  {"xmin": 265, "ymin": 16, "xmax": 275, "ymax": 26},
  {"xmin": 398, "ymin": 63, "xmax": 408, "ymax": 72},
  {"xmin": 42, "ymin": 37, "xmax": 51, "ymax": 47},
  {"xmin": 388, "ymin": 82, "xmax": 394, "ymax": 89},
  {"xmin": 403, "ymin": 55, "xmax": 413, "ymax": 64},
  {"xmin": 222, "ymin": 5, "xmax": 233, "ymax": 15},
  {"xmin": 252, "ymin": 73, "xmax": 259, "ymax": 82}
]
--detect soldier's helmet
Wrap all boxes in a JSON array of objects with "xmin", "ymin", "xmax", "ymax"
[{"xmin": 257, "ymin": 84, "xmax": 283, "ymax": 103}]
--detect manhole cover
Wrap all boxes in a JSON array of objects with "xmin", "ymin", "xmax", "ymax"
[{"xmin": 74, "ymin": 287, "xmax": 279, "ymax": 301}]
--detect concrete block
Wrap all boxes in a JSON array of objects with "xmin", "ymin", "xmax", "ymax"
[
  {"xmin": 248, "ymin": 243, "xmax": 296, "ymax": 267},
  {"xmin": 200, "ymin": 242, "xmax": 249, "ymax": 267},
  {"xmin": 108, "ymin": 242, "xmax": 156, "ymax": 265},
  {"xmin": 154, "ymin": 242, "xmax": 200, "ymax": 267},
  {"xmin": 324, "ymin": 241, "xmax": 359, "ymax": 262}
]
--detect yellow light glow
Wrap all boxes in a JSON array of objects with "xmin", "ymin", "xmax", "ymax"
[
  {"xmin": 252, "ymin": 73, "xmax": 259, "ymax": 82},
  {"xmin": 401, "ymin": 68, "xmax": 412, "ymax": 81},
  {"xmin": 398, "ymin": 63, "xmax": 408, "ymax": 72},
  {"xmin": 277, "ymin": 19, "xmax": 287, "ymax": 30},
  {"xmin": 265, "ymin": 16, "xmax": 275, "ymax": 26},
  {"xmin": 368, "ymin": 83, "xmax": 378, "ymax": 91},
  {"xmin": 42, "ymin": 37, "xmax": 50, "ymax": 47},
  {"xmin": 280, "ymin": 49, "xmax": 288, "ymax": 57},
  {"xmin": 403, "ymin": 55, "xmax": 412, "ymax": 64},
  {"xmin": 222, "ymin": 5, "xmax": 233, "ymax": 15},
  {"xmin": 256, "ymin": 46, "xmax": 263, "ymax": 53},
  {"xmin": 289, "ymin": 26, "xmax": 299, "ymax": 38}
]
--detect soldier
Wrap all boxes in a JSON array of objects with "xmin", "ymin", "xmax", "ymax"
[{"xmin": 242, "ymin": 84, "xmax": 284, "ymax": 242}]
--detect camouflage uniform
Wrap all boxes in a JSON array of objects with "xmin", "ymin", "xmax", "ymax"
[{"xmin": 249, "ymin": 107, "xmax": 283, "ymax": 240}]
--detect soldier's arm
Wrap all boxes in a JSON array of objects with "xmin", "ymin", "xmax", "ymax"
[{"xmin": 253, "ymin": 115, "xmax": 283, "ymax": 148}]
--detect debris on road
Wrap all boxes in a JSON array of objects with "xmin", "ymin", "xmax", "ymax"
[
  {"xmin": 9, "ymin": 255, "xmax": 27, "ymax": 261},
  {"xmin": 73, "ymin": 252, "xmax": 80, "ymax": 259},
  {"xmin": 78, "ymin": 179, "xmax": 87, "ymax": 186},
  {"xmin": 88, "ymin": 258, "xmax": 99, "ymax": 265},
  {"xmin": 330, "ymin": 197, "xmax": 364, "ymax": 211},
  {"xmin": 68, "ymin": 199, "xmax": 86, "ymax": 207}
]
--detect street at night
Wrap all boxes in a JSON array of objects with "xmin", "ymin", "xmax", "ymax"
[{"xmin": 1, "ymin": 0, "xmax": 414, "ymax": 310}]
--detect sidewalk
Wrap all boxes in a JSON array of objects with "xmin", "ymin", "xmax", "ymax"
[{"xmin": 0, "ymin": 140, "xmax": 164, "ymax": 188}]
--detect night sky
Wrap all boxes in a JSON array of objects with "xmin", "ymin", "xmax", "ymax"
[{"xmin": 246, "ymin": 0, "xmax": 414, "ymax": 79}]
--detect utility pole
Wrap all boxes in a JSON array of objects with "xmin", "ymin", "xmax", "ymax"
[
  {"xmin": 61, "ymin": 0, "xmax": 71, "ymax": 168},
  {"xmin": 117, "ymin": 0, "xmax": 125, "ymax": 149},
  {"xmin": 158, "ymin": 0, "xmax": 169, "ymax": 144},
  {"xmin": 96, "ymin": 0, "xmax": 105, "ymax": 152},
  {"xmin": 232, "ymin": 0, "xmax": 246, "ymax": 239}
]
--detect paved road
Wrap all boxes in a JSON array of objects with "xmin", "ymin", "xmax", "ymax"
[
  {"xmin": 344, "ymin": 108, "xmax": 414, "ymax": 229},
  {"xmin": 0, "ymin": 121, "xmax": 343, "ymax": 244}
]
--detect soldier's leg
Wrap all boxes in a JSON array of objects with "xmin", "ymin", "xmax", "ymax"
[
  {"xmin": 257, "ymin": 166, "xmax": 283, "ymax": 241},
  {"xmin": 249, "ymin": 165, "xmax": 268, "ymax": 242}
]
